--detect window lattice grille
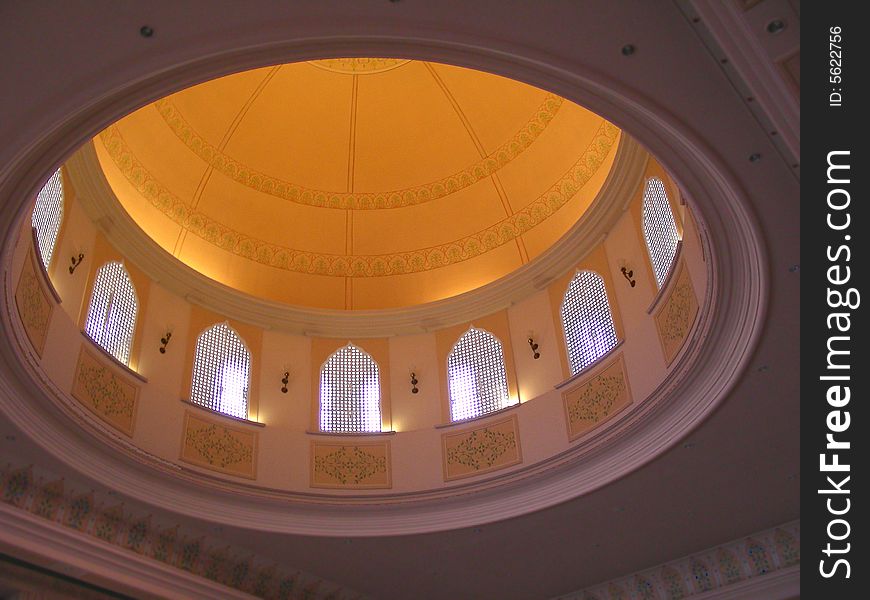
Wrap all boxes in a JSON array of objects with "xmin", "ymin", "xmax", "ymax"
[
  {"xmin": 561, "ymin": 271, "xmax": 618, "ymax": 375},
  {"xmin": 85, "ymin": 262, "xmax": 138, "ymax": 366},
  {"xmin": 191, "ymin": 323, "xmax": 251, "ymax": 419},
  {"xmin": 642, "ymin": 177, "xmax": 680, "ymax": 288},
  {"xmin": 319, "ymin": 344, "xmax": 382, "ymax": 433},
  {"xmin": 447, "ymin": 328, "xmax": 513, "ymax": 422},
  {"xmin": 31, "ymin": 169, "xmax": 63, "ymax": 270}
]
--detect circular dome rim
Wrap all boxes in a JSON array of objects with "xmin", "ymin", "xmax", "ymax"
[{"xmin": 0, "ymin": 35, "xmax": 766, "ymax": 536}]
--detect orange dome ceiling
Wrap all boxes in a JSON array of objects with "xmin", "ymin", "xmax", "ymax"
[{"xmin": 94, "ymin": 58, "xmax": 620, "ymax": 310}]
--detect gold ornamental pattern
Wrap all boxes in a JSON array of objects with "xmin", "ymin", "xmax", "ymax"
[
  {"xmin": 151, "ymin": 93, "xmax": 563, "ymax": 210},
  {"xmin": 99, "ymin": 121, "xmax": 618, "ymax": 277},
  {"xmin": 307, "ymin": 58, "xmax": 412, "ymax": 75}
]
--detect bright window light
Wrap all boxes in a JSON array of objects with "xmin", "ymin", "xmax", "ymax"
[
  {"xmin": 319, "ymin": 344, "xmax": 382, "ymax": 433},
  {"xmin": 191, "ymin": 323, "xmax": 251, "ymax": 419},
  {"xmin": 84, "ymin": 261, "xmax": 138, "ymax": 365},
  {"xmin": 561, "ymin": 271, "xmax": 618, "ymax": 375}
]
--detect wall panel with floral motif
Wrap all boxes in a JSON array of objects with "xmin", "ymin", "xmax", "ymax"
[
  {"xmin": 442, "ymin": 414, "xmax": 522, "ymax": 481},
  {"xmin": 180, "ymin": 411, "xmax": 258, "ymax": 479},
  {"xmin": 14, "ymin": 250, "xmax": 54, "ymax": 356},
  {"xmin": 71, "ymin": 345, "xmax": 139, "ymax": 436},
  {"xmin": 562, "ymin": 353, "xmax": 631, "ymax": 441},
  {"xmin": 310, "ymin": 441, "xmax": 391, "ymax": 489},
  {"xmin": 654, "ymin": 259, "xmax": 699, "ymax": 365}
]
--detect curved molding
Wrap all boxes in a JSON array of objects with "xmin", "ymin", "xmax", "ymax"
[
  {"xmin": 0, "ymin": 503, "xmax": 256, "ymax": 600},
  {"xmin": 67, "ymin": 134, "xmax": 645, "ymax": 337},
  {"xmin": 0, "ymin": 33, "xmax": 766, "ymax": 536}
]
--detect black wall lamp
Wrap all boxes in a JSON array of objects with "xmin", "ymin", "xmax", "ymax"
[
  {"xmin": 621, "ymin": 266, "xmax": 636, "ymax": 287},
  {"xmin": 528, "ymin": 337, "xmax": 540, "ymax": 359},
  {"xmin": 69, "ymin": 252, "xmax": 85, "ymax": 274},
  {"xmin": 410, "ymin": 372, "xmax": 419, "ymax": 394},
  {"xmin": 159, "ymin": 331, "xmax": 172, "ymax": 354},
  {"xmin": 281, "ymin": 372, "xmax": 289, "ymax": 394}
]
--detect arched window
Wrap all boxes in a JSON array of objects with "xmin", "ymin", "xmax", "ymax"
[
  {"xmin": 31, "ymin": 169, "xmax": 64, "ymax": 270},
  {"xmin": 561, "ymin": 271, "xmax": 618, "ymax": 375},
  {"xmin": 319, "ymin": 344, "xmax": 382, "ymax": 433},
  {"xmin": 84, "ymin": 262, "xmax": 138, "ymax": 365},
  {"xmin": 642, "ymin": 177, "xmax": 680, "ymax": 288},
  {"xmin": 190, "ymin": 323, "xmax": 251, "ymax": 419},
  {"xmin": 447, "ymin": 327, "xmax": 513, "ymax": 422}
]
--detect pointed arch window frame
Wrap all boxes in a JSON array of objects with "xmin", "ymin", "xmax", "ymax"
[
  {"xmin": 446, "ymin": 326, "xmax": 515, "ymax": 423},
  {"xmin": 189, "ymin": 321, "xmax": 253, "ymax": 421},
  {"xmin": 84, "ymin": 261, "xmax": 139, "ymax": 368},
  {"xmin": 31, "ymin": 168, "xmax": 64, "ymax": 272},
  {"xmin": 641, "ymin": 177, "xmax": 681, "ymax": 290},
  {"xmin": 559, "ymin": 269, "xmax": 620, "ymax": 377},
  {"xmin": 318, "ymin": 343, "xmax": 384, "ymax": 434}
]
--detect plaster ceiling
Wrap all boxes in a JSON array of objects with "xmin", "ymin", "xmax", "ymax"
[{"xmin": 94, "ymin": 58, "xmax": 620, "ymax": 310}]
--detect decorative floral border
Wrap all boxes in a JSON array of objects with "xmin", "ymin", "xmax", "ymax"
[
  {"xmin": 152, "ymin": 92, "xmax": 564, "ymax": 210},
  {"xmin": 0, "ymin": 463, "xmax": 363, "ymax": 599},
  {"xmin": 307, "ymin": 58, "xmax": 411, "ymax": 75},
  {"xmin": 98, "ymin": 118, "xmax": 618, "ymax": 277},
  {"xmin": 554, "ymin": 520, "xmax": 799, "ymax": 600}
]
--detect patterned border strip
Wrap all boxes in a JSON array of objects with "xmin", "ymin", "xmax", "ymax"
[
  {"xmin": 0, "ymin": 463, "xmax": 365, "ymax": 600},
  {"xmin": 152, "ymin": 93, "xmax": 563, "ymax": 209},
  {"xmin": 307, "ymin": 58, "xmax": 412, "ymax": 75},
  {"xmin": 98, "ymin": 121, "xmax": 618, "ymax": 277},
  {"xmin": 553, "ymin": 520, "xmax": 800, "ymax": 600}
]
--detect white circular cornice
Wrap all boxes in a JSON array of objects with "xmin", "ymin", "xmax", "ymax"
[{"xmin": 0, "ymin": 34, "xmax": 766, "ymax": 536}]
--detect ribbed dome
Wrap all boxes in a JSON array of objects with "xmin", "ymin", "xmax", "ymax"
[{"xmin": 94, "ymin": 58, "xmax": 620, "ymax": 309}]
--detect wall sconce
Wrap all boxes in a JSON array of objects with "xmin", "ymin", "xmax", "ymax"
[
  {"xmin": 68, "ymin": 253, "xmax": 85, "ymax": 274},
  {"xmin": 410, "ymin": 372, "xmax": 419, "ymax": 394},
  {"xmin": 158, "ymin": 331, "xmax": 172, "ymax": 354},
  {"xmin": 281, "ymin": 372, "xmax": 289, "ymax": 394},
  {"xmin": 620, "ymin": 266, "xmax": 636, "ymax": 287},
  {"xmin": 527, "ymin": 337, "xmax": 540, "ymax": 359}
]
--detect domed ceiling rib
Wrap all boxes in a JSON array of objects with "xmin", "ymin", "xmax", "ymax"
[
  {"xmin": 423, "ymin": 61, "xmax": 528, "ymax": 265},
  {"xmin": 175, "ymin": 65, "xmax": 282, "ymax": 257}
]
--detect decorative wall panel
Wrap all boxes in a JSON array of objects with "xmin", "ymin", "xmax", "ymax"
[
  {"xmin": 71, "ymin": 345, "xmax": 139, "ymax": 436},
  {"xmin": 654, "ymin": 260, "xmax": 699, "ymax": 366},
  {"xmin": 180, "ymin": 411, "xmax": 257, "ymax": 479},
  {"xmin": 562, "ymin": 354, "xmax": 631, "ymax": 441},
  {"xmin": 310, "ymin": 441, "xmax": 391, "ymax": 489},
  {"xmin": 14, "ymin": 250, "xmax": 54, "ymax": 356},
  {"xmin": 442, "ymin": 414, "xmax": 522, "ymax": 481}
]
